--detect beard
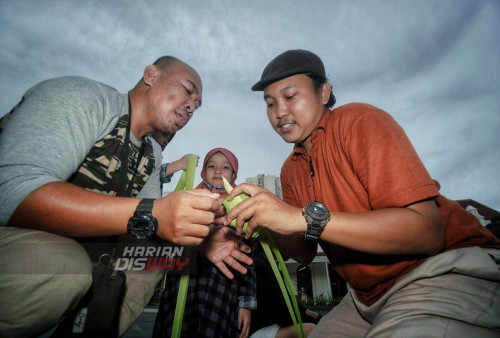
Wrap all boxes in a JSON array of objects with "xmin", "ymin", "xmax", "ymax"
[
  {"xmin": 151, "ymin": 130, "xmax": 176, "ymax": 150},
  {"xmin": 148, "ymin": 102, "xmax": 183, "ymax": 134}
]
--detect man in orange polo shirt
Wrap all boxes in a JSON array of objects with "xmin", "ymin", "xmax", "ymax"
[{"xmin": 226, "ymin": 49, "xmax": 500, "ymax": 337}]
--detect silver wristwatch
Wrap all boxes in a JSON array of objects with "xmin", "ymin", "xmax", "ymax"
[{"xmin": 302, "ymin": 201, "xmax": 330, "ymax": 241}]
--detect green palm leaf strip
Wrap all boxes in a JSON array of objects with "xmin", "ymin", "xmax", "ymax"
[
  {"xmin": 163, "ymin": 154, "xmax": 197, "ymax": 338},
  {"xmin": 221, "ymin": 177, "xmax": 259, "ymax": 238},
  {"xmin": 260, "ymin": 229, "xmax": 304, "ymax": 338},
  {"xmin": 222, "ymin": 177, "xmax": 305, "ymax": 338}
]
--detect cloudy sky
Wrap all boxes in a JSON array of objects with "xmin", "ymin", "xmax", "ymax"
[{"xmin": 1, "ymin": 0, "xmax": 499, "ymax": 211}]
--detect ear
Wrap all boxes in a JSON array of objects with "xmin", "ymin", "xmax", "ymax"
[
  {"xmin": 143, "ymin": 65, "xmax": 159, "ymax": 86},
  {"xmin": 321, "ymin": 82, "xmax": 331, "ymax": 106}
]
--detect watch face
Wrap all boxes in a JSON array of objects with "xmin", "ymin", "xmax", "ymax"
[
  {"xmin": 130, "ymin": 215, "xmax": 157, "ymax": 239},
  {"xmin": 308, "ymin": 202, "xmax": 329, "ymax": 219}
]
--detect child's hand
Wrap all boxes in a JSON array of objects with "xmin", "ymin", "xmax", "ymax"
[
  {"xmin": 164, "ymin": 154, "xmax": 199, "ymax": 176},
  {"xmin": 238, "ymin": 308, "xmax": 251, "ymax": 338},
  {"xmin": 198, "ymin": 225, "xmax": 253, "ymax": 279},
  {"xmin": 179, "ymin": 154, "xmax": 199, "ymax": 171}
]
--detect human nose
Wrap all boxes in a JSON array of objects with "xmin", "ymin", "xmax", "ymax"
[
  {"xmin": 185, "ymin": 99, "xmax": 195, "ymax": 116},
  {"xmin": 275, "ymin": 101, "xmax": 288, "ymax": 119}
]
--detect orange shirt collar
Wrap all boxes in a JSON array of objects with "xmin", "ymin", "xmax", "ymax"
[{"xmin": 291, "ymin": 107, "xmax": 332, "ymax": 160}]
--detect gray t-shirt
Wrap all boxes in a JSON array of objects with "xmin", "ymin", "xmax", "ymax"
[{"xmin": 0, "ymin": 76, "xmax": 162, "ymax": 225}]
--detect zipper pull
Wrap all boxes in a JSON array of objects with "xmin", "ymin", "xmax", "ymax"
[{"xmin": 309, "ymin": 158, "xmax": 315, "ymax": 177}]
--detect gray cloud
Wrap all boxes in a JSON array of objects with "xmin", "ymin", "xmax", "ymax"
[{"xmin": 1, "ymin": 0, "xmax": 499, "ymax": 210}]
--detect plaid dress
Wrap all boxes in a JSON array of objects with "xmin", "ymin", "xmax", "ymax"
[{"xmin": 153, "ymin": 251, "xmax": 256, "ymax": 337}]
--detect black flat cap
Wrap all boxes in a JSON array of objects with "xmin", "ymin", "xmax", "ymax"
[{"xmin": 251, "ymin": 49, "xmax": 326, "ymax": 91}]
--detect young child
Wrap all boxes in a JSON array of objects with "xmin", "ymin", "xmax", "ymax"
[{"xmin": 153, "ymin": 147, "xmax": 256, "ymax": 338}]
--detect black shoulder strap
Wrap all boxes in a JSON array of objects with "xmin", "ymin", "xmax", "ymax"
[{"xmin": 117, "ymin": 95, "xmax": 146, "ymax": 197}]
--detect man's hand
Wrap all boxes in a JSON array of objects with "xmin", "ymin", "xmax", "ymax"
[
  {"xmin": 154, "ymin": 189, "xmax": 221, "ymax": 245},
  {"xmin": 198, "ymin": 225, "xmax": 253, "ymax": 279},
  {"xmin": 225, "ymin": 184, "xmax": 304, "ymax": 238},
  {"xmin": 224, "ymin": 183, "xmax": 318, "ymax": 265}
]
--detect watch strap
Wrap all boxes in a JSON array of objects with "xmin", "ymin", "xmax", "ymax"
[
  {"xmin": 305, "ymin": 219, "xmax": 323, "ymax": 240},
  {"xmin": 135, "ymin": 198, "xmax": 155, "ymax": 215},
  {"xmin": 128, "ymin": 198, "xmax": 158, "ymax": 240}
]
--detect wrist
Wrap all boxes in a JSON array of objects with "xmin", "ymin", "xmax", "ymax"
[
  {"xmin": 294, "ymin": 207, "xmax": 309, "ymax": 234},
  {"xmin": 169, "ymin": 160, "xmax": 181, "ymax": 172}
]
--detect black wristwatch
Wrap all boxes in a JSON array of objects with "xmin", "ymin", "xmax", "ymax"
[
  {"xmin": 302, "ymin": 201, "xmax": 330, "ymax": 241},
  {"xmin": 127, "ymin": 198, "xmax": 158, "ymax": 240}
]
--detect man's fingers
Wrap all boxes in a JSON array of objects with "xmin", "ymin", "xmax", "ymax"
[
  {"xmin": 245, "ymin": 218, "xmax": 262, "ymax": 239},
  {"xmin": 184, "ymin": 209, "xmax": 216, "ymax": 228},
  {"xmin": 227, "ymin": 183, "xmax": 262, "ymax": 201},
  {"xmin": 183, "ymin": 189, "xmax": 221, "ymax": 212},
  {"xmin": 225, "ymin": 197, "xmax": 250, "ymax": 227},
  {"xmin": 184, "ymin": 189, "xmax": 220, "ymax": 199},
  {"xmin": 167, "ymin": 224, "xmax": 210, "ymax": 245},
  {"xmin": 183, "ymin": 190, "xmax": 222, "ymax": 213},
  {"xmin": 213, "ymin": 215, "xmax": 226, "ymax": 225},
  {"xmin": 171, "ymin": 235, "xmax": 204, "ymax": 246},
  {"xmin": 230, "ymin": 203, "xmax": 256, "ymax": 235},
  {"xmin": 183, "ymin": 223, "xmax": 211, "ymax": 238}
]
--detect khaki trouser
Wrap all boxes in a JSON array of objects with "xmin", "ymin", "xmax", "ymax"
[
  {"xmin": 310, "ymin": 246, "xmax": 500, "ymax": 337},
  {"xmin": 0, "ymin": 227, "xmax": 162, "ymax": 338}
]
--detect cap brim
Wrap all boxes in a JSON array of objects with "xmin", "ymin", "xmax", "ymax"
[{"xmin": 251, "ymin": 81, "xmax": 267, "ymax": 91}]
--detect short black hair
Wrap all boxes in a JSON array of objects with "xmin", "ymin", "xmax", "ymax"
[
  {"xmin": 153, "ymin": 56, "xmax": 181, "ymax": 71},
  {"xmin": 306, "ymin": 73, "xmax": 336, "ymax": 108}
]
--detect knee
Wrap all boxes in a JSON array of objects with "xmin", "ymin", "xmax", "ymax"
[
  {"xmin": 0, "ymin": 230, "xmax": 93, "ymax": 336},
  {"xmin": 0, "ymin": 272, "xmax": 93, "ymax": 337}
]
